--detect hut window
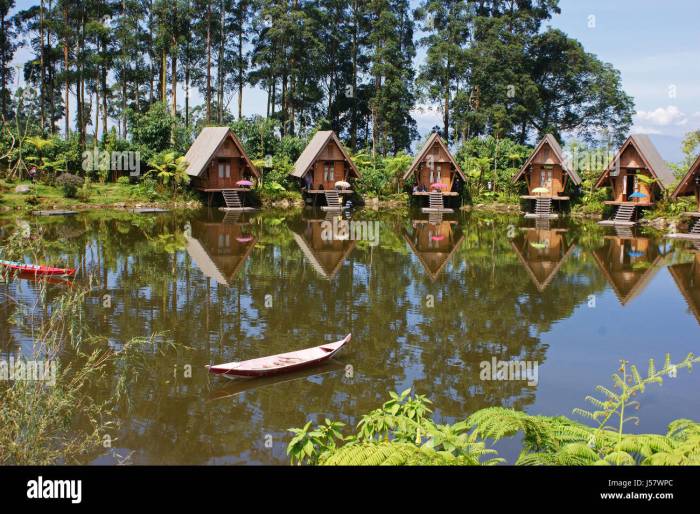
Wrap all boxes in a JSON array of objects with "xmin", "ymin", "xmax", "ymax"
[
  {"xmin": 218, "ymin": 161, "xmax": 231, "ymax": 179},
  {"xmin": 324, "ymin": 162, "xmax": 334, "ymax": 181},
  {"xmin": 430, "ymin": 165, "xmax": 442, "ymax": 184},
  {"xmin": 540, "ymin": 168, "xmax": 552, "ymax": 187}
]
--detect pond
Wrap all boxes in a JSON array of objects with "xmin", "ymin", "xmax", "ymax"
[{"xmin": 1, "ymin": 208, "xmax": 699, "ymax": 464}]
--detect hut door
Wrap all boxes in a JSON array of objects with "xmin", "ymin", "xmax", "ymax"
[
  {"xmin": 625, "ymin": 173, "xmax": 637, "ymax": 201},
  {"xmin": 216, "ymin": 159, "xmax": 232, "ymax": 189}
]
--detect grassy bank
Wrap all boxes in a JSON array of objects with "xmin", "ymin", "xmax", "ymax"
[{"xmin": 0, "ymin": 179, "xmax": 201, "ymax": 212}]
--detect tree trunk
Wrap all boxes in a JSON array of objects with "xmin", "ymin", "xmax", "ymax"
[
  {"xmin": 206, "ymin": 0, "xmax": 212, "ymax": 123},
  {"xmin": 63, "ymin": 7, "xmax": 70, "ymax": 136}
]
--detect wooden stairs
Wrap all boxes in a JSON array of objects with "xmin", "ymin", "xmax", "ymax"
[
  {"xmin": 221, "ymin": 190, "xmax": 256, "ymax": 211},
  {"xmin": 525, "ymin": 197, "xmax": 557, "ymax": 219},
  {"xmin": 690, "ymin": 218, "xmax": 700, "ymax": 235},
  {"xmin": 321, "ymin": 190, "xmax": 342, "ymax": 211},
  {"xmin": 421, "ymin": 191, "xmax": 453, "ymax": 213},
  {"xmin": 598, "ymin": 204, "xmax": 637, "ymax": 226}
]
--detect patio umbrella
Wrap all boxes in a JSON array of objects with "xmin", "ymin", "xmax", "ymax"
[
  {"xmin": 236, "ymin": 236, "xmax": 254, "ymax": 243},
  {"xmin": 532, "ymin": 187, "xmax": 549, "ymax": 197},
  {"xmin": 529, "ymin": 242, "xmax": 547, "ymax": 250},
  {"xmin": 236, "ymin": 180, "xmax": 253, "ymax": 187},
  {"xmin": 430, "ymin": 182, "xmax": 446, "ymax": 190},
  {"xmin": 334, "ymin": 180, "xmax": 351, "ymax": 189},
  {"xmin": 628, "ymin": 191, "xmax": 647, "ymax": 202},
  {"xmin": 627, "ymin": 250, "xmax": 644, "ymax": 258},
  {"xmin": 431, "ymin": 235, "xmax": 445, "ymax": 242}
]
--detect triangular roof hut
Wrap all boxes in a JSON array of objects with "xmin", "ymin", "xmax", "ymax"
[
  {"xmin": 594, "ymin": 134, "xmax": 675, "ymax": 191},
  {"xmin": 512, "ymin": 134, "xmax": 581, "ymax": 200},
  {"xmin": 184, "ymin": 127, "xmax": 259, "ymax": 191}
]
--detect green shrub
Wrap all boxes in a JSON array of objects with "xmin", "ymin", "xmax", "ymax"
[
  {"xmin": 116, "ymin": 176, "xmax": 132, "ymax": 185},
  {"xmin": 55, "ymin": 173, "xmax": 83, "ymax": 198}
]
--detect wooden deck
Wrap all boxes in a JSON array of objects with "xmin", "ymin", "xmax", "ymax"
[
  {"xmin": 681, "ymin": 211, "xmax": 700, "ymax": 218},
  {"xmin": 666, "ymin": 233, "xmax": 700, "ymax": 241},
  {"xmin": 32, "ymin": 210, "xmax": 78, "ymax": 216},
  {"xmin": 524, "ymin": 213, "xmax": 559, "ymax": 219},
  {"xmin": 603, "ymin": 201, "xmax": 653, "ymax": 206},
  {"xmin": 520, "ymin": 195, "xmax": 570, "ymax": 201},
  {"xmin": 306, "ymin": 189, "xmax": 353, "ymax": 194},
  {"xmin": 598, "ymin": 219, "xmax": 637, "ymax": 227},
  {"xmin": 413, "ymin": 191, "xmax": 459, "ymax": 197},
  {"xmin": 199, "ymin": 187, "xmax": 253, "ymax": 193}
]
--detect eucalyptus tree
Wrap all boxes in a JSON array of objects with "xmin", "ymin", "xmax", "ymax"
[{"xmin": 0, "ymin": 0, "xmax": 17, "ymax": 121}]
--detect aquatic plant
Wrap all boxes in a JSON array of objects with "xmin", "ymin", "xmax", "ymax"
[{"xmin": 287, "ymin": 354, "xmax": 700, "ymax": 466}]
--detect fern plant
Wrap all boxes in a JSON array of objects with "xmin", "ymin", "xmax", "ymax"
[{"xmin": 288, "ymin": 355, "xmax": 700, "ymax": 466}]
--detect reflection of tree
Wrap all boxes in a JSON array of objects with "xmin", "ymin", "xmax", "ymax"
[{"xmin": 5, "ymin": 209, "xmax": 615, "ymax": 464}]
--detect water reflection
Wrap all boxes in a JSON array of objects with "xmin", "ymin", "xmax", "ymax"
[
  {"xmin": 1, "ymin": 209, "xmax": 699, "ymax": 464},
  {"xmin": 403, "ymin": 213, "xmax": 464, "ymax": 281},
  {"xmin": 668, "ymin": 250, "xmax": 700, "ymax": 325},
  {"xmin": 590, "ymin": 228, "xmax": 670, "ymax": 305},
  {"xmin": 289, "ymin": 210, "xmax": 356, "ymax": 280},
  {"xmin": 510, "ymin": 221, "xmax": 575, "ymax": 292},
  {"xmin": 185, "ymin": 211, "xmax": 256, "ymax": 287}
]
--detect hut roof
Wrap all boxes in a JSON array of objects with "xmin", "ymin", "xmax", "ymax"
[
  {"xmin": 671, "ymin": 153, "xmax": 700, "ymax": 199},
  {"xmin": 401, "ymin": 132, "xmax": 466, "ymax": 182},
  {"xmin": 512, "ymin": 134, "xmax": 581, "ymax": 186},
  {"xmin": 184, "ymin": 127, "xmax": 259, "ymax": 178},
  {"xmin": 595, "ymin": 134, "xmax": 675, "ymax": 189},
  {"xmin": 510, "ymin": 228, "xmax": 575, "ymax": 292},
  {"xmin": 291, "ymin": 131, "xmax": 360, "ymax": 179},
  {"xmin": 291, "ymin": 230, "xmax": 356, "ymax": 280}
]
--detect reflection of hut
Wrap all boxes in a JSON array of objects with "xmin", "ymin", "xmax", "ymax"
[
  {"xmin": 184, "ymin": 127, "xmax": 260, "ymax": 208},
  {"xmin": 591, "ymin": 232, "xmax": 667, "ymax": 305},
  {"xmin": 510, "ymin": 226, "xmax": 575, "ymax": 291},
  {"xmin": 290, "ymin": 214, "xmax": 356, "ymax": 280},
  {"xmin": 512, "ymin": 134, "xmax": 581, "ymax": 218},
  {"xmin": 668, "ymin": 252, "xmax": 700, "ymax": 325},
  {"xmin": 403, "ymin": 214, "xmax": 464, "ymax": 281},
  {"xmin": 595, "ymin": 135, "xmax": 675, "ymax": 225},
  {"xmin": 185, "ymin": 218, "xmax": 256, "ymax": 286},
  {"xmin": 402, "ymin": 133, "xmax": 465, "ymax": 211},
  {"xmin": 290, "ymin": 131, "xmax": 360, "ymax": 208},
  {"xmin": 668, "ymin": 154, "xmax": 700, "ymax": 239}
]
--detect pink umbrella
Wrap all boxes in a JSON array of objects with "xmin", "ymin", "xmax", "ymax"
[
  {"xmin": 431, "ymin": 235, "xmax": 445, "ymax": 242},
  {"xmin": 236, "ymin": 236, "xmax": 254, "ymax": 243},
  {"xmin": 430, "ymin": 182, "xmax": 446, "ymax": 190},
  {"xmin": 236, "ymin": 180, "xmax": 253, "ymax": 187}
]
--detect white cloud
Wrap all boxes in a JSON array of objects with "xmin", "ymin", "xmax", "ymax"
[
  {"xmin": 630, "ymin": 125, "xmax": 663, "ymax": 135},
  {"xmin": 635, "ymin": 105, "xmax": 687, "ymax": 126}
]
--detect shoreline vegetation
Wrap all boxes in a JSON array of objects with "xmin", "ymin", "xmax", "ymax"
[{"xmin": 287, "ymin": 355, "xmax": 700, "ymax": 466}]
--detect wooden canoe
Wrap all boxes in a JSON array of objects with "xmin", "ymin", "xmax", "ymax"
[
  {"xmin": 0, "ymin": 259, "xmax": 76, "ymax": 277},
  {"xmin": 207, "ymin": 333, "xmax": 351, "ymax": 378}
]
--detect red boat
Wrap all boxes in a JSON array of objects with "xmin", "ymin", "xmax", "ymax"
[
  {"xmin": 0, "ymin": 259, "xmax": 77, "ymax": 277},
  {"xmin": 207, "ymin": 333, "xmax": 351, "ymax": 378}
]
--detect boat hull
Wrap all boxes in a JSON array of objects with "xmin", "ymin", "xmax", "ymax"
[
  {"xmin": 207, "ymin": 334, "xmax": 351, "ymax": 378},
  {"xmin": 0, "ymin": 260, "xmax": 76, "ymax": 277}
]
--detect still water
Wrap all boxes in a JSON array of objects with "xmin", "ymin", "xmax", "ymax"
[{"xmin": 1, "ymin": 208, "xmax": 699, "ymax": 464}]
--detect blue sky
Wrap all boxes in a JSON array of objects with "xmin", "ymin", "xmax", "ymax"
[{"xmin": 9, "ymin": 0, "xmax": 700, "ymax": 159}]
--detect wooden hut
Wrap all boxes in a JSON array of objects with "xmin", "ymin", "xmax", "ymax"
[
  {"xmin": 403, "ymin": 214, "xmax": 464, "ymax": 281},
  {"xmin": 510, "ymin": 225, "xmax": 575, "ymax": 292},
  {"xmin": 402, "ymin": 133, "xmax": 465, "ymax": 212},
  {"xmin": 512, "ymin": 134, "xmax": 581, "ymax": 218},
  {"xmin": 184, "ymin": 127, "xmax": 260, "ymax": 209},
  {"xmin": 594, "ymin": 134, "xmax": 675, "ymax": 225},
  {"xmin": 291, "ymin": 131, "xmax": 360, "ymax": 209},
  {"xmin": 590, "ymin": 231, "xmax": 667, "ymax": 305},
  {"xmin": 290, "ymin": 212, "xmax": 356, "ymax": 280},
  {"xmin": 668, "ymin": 154, "xmax": 700, "ymax": 239},
  {"xmin": 668, "ymin": 252, "xmax": 700, "ymax": 325},
  {"xmin": 185, "ymin": 215, "xmax": 256, "ymax": 287}
]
